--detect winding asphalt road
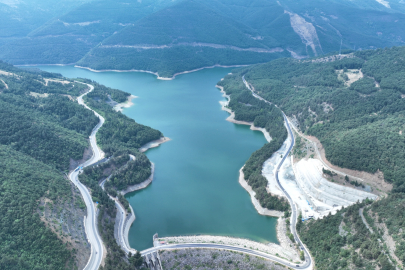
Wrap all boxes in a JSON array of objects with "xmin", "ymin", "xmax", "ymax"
[
  {"xmin": 68, "ymin": 83, "xmax": 104, "ymax": 270},
  {"xmin": 100, "ymin": 155, "xmax": 138, "ymax": 256},
  {"xmin": 139, "ymin": 77, "xmax": 313, "ymax": 269},
  {"xmin": 243, "ymin": 75, "xmax": 313, "ymax": 269}
]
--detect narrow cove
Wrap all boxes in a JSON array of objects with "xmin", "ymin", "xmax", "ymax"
[{"xmin": 35, "ymin": 66, "xmax": 278, "ymax": 251}]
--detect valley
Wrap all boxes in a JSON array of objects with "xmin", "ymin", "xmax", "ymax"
[
  {"xmin": 1, "ymin": 1, "xmax": 405, "ymax": 269},
  {"xmin": 2, "ymin": 0, "xmax": 405, "ymax": 77}
]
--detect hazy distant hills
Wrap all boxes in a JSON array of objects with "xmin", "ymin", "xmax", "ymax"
[
  {"xmin": 0, "ymin": 0, "xmax": 177, "ymax": 64},
  {"xmin": 1, "ymin": 0, "xmax": 405, "ymax": 77}
]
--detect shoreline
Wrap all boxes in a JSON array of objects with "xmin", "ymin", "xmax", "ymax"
[
  {"xmin": 120, "ymin": 163, "xmax": 155, "ymax": 195},
  {"xmin": 216, "ymin": 85, "xmax": 272, "ymax": 142},
  {"xmin": 217, "ymin": 82, "xmax": 281, "ymax": 218},
  {"xmin": 139, "ymin": 137, "xmax": 171, "ymax": 152},
  {"xmin": 17, "ymin": 63, "xmax": 76, "ymax": 67},
  {"xmin": 119, "ymin": 162, "xmax": 156, "ymax": 253},
  {"xmin": 120, "ymin": 136, "xmax": 171, "ymax": 250},
  {"xmin": 75, "ymin": 64, "xmax": 248, "ymax": 80},
  {"xmin": 114, "ymin": 95, "xmax": 137, "ymax": 112},
  {"xmin": 239, "ymin": 167, "xmax": 284, "ymax": 217}
]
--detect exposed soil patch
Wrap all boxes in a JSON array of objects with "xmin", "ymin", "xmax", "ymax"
[
  {"xmin": 321, "ymin": 102, "xmax": 333, "ymax": 113},
  {"xmin": 302, "ymin": 53, "xmax": 354, "ymax": 64},
  {"xmin": 62, "ymin": 94, "xmax": 75, "ymax": 101},
  {"xmin": 69, "ymin": 146, "xmax": 93, "ymax": 171},
  {"xmin": 30, "ymin": 92, "xmax": 49, "ymax": 98},
  {"xmin": 285, "ymin": 11, "xmax": 322, "ymax": 56},
  {"xmin": 160, "ymin": 249, "xmax": 290, "ymax": 270},
  {"xmin": 0, "ymin": 70, "xmax": 17, "ymax": 76},
  {"xmin": 336, "ymin": 68, "xmax": 363, "ymax": 87},
  {"xmin": 292, "ymin": 131, "xmax": 316, "ymax": 161},
  {"xmin": 0, "ymin": 79, "xmax": 8, "ymax": 89},
  {"xmin": 339, "ymin": 214, "xmax": 349, "ymax": 237},
  {"xmin": 44, "ymin": 78, "xmax": 71, "ymax": 86},
  {"xmin": 371, "ymin": 211, "xmax": 403, "ymax": 268},
  {"xmin": 277, "ymin": 217, "xmax": 301, "ymax": 259},
  {"xmin": 321, "ymin": 170, "xmax": 378, "ymax": 194},
  {"xmin": 38, "ymin": 181, "xmax": 90, "ymax": 269}
]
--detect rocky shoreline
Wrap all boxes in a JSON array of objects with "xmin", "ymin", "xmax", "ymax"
[
  {"xmin": 120, "ymin": 163, "xmax": 155, "ymax": 195},
  {"xmin": 216, "ymin": 85, "xmax": 272, "ymax": 142},
  {"xmin": 139, "ymin": 137, "xmax": 171, "ymax": 153},
  {"xmin": 113, "ymin": 95, "xmax": 137, "ymax": 112},
  {"xmin": 239, "ymin": 167, "xmax": 284, "ymax": 217}
]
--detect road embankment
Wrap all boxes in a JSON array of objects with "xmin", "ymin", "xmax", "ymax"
[{"xmin": 159, "ymin": 235, "xmax": 299, "ymax": 262}]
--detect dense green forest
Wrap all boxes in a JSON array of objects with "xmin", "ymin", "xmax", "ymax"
[
  {"xmin": 217, "ymin": 74, "xmax": 289, "ymax": 212},
  {"xmin": 299, "ymin": 195, "xmax": 405, "ymax": 269},
  {"xmin": 0, "ymin": 70, "xmax": 98, "ymax": 170},
  {"xmin": 0, "ymin": 61, "xmax": 95, "ymax": 269},
  {"xmin": 0, "ymin": 145, "xmax": 75, "ymax": 270},
  {"xmin": 218, "ymin": 46, "xmax": 405, "ymax": 269},
  {"xmin": 108, "ymin": 155, "xmax": 152, "ymax": 191},
  {"xmin": 221, "ymin": 46, "xmax": 405, "ymax": 191},
  {"xmin": 0, "ymin": 61, "xmax": 159, "ymax": 269}
]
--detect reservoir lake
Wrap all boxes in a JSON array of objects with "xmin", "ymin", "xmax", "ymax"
[{"xmin": 35, "ymin": 66, "xmax": 278, "ymax": 250}]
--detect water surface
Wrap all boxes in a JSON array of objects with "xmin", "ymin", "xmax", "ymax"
[{"xmin": 35, "ymin": 66, "xmax": 278, "ymax": 250}]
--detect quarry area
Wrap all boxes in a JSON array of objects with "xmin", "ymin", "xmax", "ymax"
[{"xmin": 263, "ymin": 122, "xmax": 378, "ymax": 221}]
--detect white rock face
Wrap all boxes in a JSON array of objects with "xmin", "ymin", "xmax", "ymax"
[
  {"xmin": 262, "ymin": 138, "xmax": 289, "ymax": 197},
  {"xmin": 0, "ymin": 0, "xmax": 20, "ymax": 7},
  {"xmin": 375, "ymin": 0, "xmax": 390, "ymax": 8},
  {"xmin": 261, "ymin": 126, "xmax": 377, "ymax": 220},
  {"xmin": 285, "ymin": 11, "xmax": 323, "ymax": 56},
  {"xmin": 293, "ymin": 158, "xmax": 378, "ymax": 218}
]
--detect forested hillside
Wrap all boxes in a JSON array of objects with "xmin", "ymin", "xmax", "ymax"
[
  {"xmin": 221, "ymin": 46, "xmax": 405, "ymax": 191},
  {"xmin": 299, "ymin": 195, "xmax": 405, "ymax": 269},
  {"xmin": 2, "ymin": 0, "xmax": 405, "ymax": 76},
  {"xmin": 0, "ymin": 145, "xmax": 76, "ymax": 270},
  {"xmin": 218, "ymin": 46, "xmax": 405, "ymax": 269},
  {"xmin": 0, "ymin": 62, "xmax": 97, "ymax": 269},
  {"xmin": 0, "ymin": 62, "xmax": 160, "ymax": 269}
]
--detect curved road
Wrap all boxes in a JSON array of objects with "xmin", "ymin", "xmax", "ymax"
[
  {"xmin": 69, "ymin": 83, "xmax": 104, "ymax": 270},
  {"xmin": 242, "ymin": 75, "xmax": 312, "ymax": 269},
  {"xmin": 100, "ymin": 155, "xmax": 138, "ymax": 256},
  {"xmin": 140, "ymin": 77, "xmax": 313, "ymax": 270}
]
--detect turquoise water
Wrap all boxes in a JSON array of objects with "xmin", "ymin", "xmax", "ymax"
[{"xmin": 35, "ymin": 66, "xmax": 278, "ymax": 250}]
